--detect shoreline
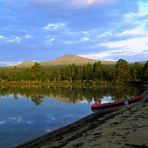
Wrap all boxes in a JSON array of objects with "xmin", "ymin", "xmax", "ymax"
[
  {"xmin": 16, "ymin": 89, "xmax": 148, "ymax": 148},
  {"xmin": 0, "ymin": 81, "xmax": 147, "ymax": 88}
]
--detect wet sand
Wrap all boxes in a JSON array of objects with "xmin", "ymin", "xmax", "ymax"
[{"xmin": 16, "ymin": 89, "xmax": 148, "ymax": 148}]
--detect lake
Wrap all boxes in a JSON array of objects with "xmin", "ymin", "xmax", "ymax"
[{"xmin": 0, "ymin": 86, "xmax": 144, "ymax": 148}]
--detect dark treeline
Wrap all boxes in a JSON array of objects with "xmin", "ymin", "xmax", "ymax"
[{"xmin": 0, "ymin": 59, "xmax": 147, "ymax": 82}]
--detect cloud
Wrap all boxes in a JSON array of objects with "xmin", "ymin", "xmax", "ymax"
[
  {"xmin": 47, "ymin": 38, "xmax": 55, "ymax": 43},
  {"xmin": 81, "ymin": 37, "xmax": 90, "ymax": 41},
  {"xmin": 137, "ymin": 0, "xmax": 148, "ymax": 17},
  {"xmin": 64, "ymin": 36, "xmax": 91, "ymax": 45},
  {"xmin": 81, "ymin": 34, "xmax": 148, "ymax": 60},
  {"xmin": 101, "ymin": 35, "xmax": 148, "ymax": 54},
  {"xmin": 79, "ymin": 0, "xmax": 148, "ymax": 61},
  {"xmin": 7, "ymin": 36, "xmax": 21, "ymax": 43},
  {"xmin": 69, "ymin": 0, "xmax": 117, "ymax": 6},
  {"xmin": 24, "ymin": 34, "xmax": 33, "ymax": 39},
  {"xmin": 43, "ymin": 23, "xmax": 66, "ymax": 31},
  {"xmin": 80, "ymin": 51, "xmax": 113, "ymax": 60},
  {"xmin": 123, "ymin": 1, "xmax": 148, "ymax": 25},
  {"xmin": 45, "ymin": 36, "xmax": 55, "ymax": 44},
  {"xmin": 116, "ymin": 27, "xmax": 146, "ymax": 37},
  {"xmin": 9, "ymin": 0, "xmax": 117, "ymax": 9},
  {"xmin": 0, "ymin": 35, "xmax": 22, "ymax": 43},
  {"xmin": 99, "ymin": 31, "xmax": 112, "ymax": 38},
  {"xmin": 0, "ymin": 34, "xmax": 33, "ymax": 43},
  {"xmin": 0, "ymin": 61, "xmax": 22, "ymax": 66},
  {"xmin": 0, "ymin": 35, "xmax": 6, "ymax": 40},
  {"xmin": 33, "ymin": 0, "xmax": 117, "ymax": 5},
  {"xmin": 1, "ymin": 0, "xmax": 147, "ymax": 63}
]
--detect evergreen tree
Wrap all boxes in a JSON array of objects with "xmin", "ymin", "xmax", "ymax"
[
  {"xmin": 115, "ymin": 59, "xmax": 130, "ymax": 81},
  {"xmin": 131, "ymin": 62, "xmax": 143, "ymax": 80},
  {"xmin": 93, "ymin": 62, "xmax": 103, "ymax": 80},
  {"xmin": 142, "ymin": 61, "xmax": 148, "ymax": 81}
]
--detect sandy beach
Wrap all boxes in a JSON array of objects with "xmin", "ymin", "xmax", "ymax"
[{"xmin": 16, "ymin": 88, "xmax": 148, "ymax": 148}]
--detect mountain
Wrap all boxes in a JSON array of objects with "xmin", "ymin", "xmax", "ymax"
[
  {"xmin": 15, "ymin": 54, "xmax": 116, "ymax": 68},
  {"xmin": 41, "ymin": 54, "xmax": 98, "ymax": 66},
  {"xmin": 15, "ymin": 61, "xmax": 36, "ymax": 68}
]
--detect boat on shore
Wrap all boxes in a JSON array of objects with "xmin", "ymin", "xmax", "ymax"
[{"xmin": 91, "ymin": 96, "xmax": 142, "ymax": 111}]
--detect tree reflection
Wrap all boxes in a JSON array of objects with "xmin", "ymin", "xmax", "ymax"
[{"xmin": 0, "ymin": 86, "xmax": 144, "ymax": 106}]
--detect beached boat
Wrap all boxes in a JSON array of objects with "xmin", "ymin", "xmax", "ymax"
[{"xmin": 91, "ymin": 96, "xmax": 142, "ymax": 111}]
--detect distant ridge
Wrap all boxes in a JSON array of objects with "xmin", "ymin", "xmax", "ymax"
[
  {"xmin": 16, "ymin": 61, "xmax": 36, "ymax": 68},
  {"xmin": 130, "ymin": 61, "xmax": 147, "ymax": 65},
  {"xmin": 15, "ymin": 54, "xmax": 116, "ymax": 68},
  {"xmin": 41, "ymin": 54, "xmax": 98, "ymax": 66}
]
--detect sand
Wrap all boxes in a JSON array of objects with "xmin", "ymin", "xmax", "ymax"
[{"xmin": 16, "ymin": 89, "xmax": 148, "ymax": 148}]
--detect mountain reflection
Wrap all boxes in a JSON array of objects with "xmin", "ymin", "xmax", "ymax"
[{"xmin": 0, "ymin": 86, "xmax": 144, "ymax": 106}]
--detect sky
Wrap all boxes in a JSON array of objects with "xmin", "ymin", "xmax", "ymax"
[{"xmin": 0, "ymin": 0, "xmax": 148, "ymax": 66}]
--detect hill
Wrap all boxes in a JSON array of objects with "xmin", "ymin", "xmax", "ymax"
[
  {"xmin": 16, "ymin": 61, "xmax": 36, "ymax": 68},
  {"xmin": 15, "ymin": 54, "xmax": 116, "ymax": 68},
  {"xmin": 41, "ymin": 54, "xmax": 98, "ymax": 66}
]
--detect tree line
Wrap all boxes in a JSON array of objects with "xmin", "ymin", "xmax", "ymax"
[{"xmin": 0, "ymin": 59, "xmax": 147, "ymax": 82}]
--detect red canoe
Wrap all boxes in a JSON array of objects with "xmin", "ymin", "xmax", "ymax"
[{"xmin": 91, "ymin": 96, "xmax": 142, "ymax": 110}]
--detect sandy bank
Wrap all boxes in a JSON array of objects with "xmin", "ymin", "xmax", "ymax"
[{"xmin": 16, "ymin": 89, "xmax": 148, "ymax": 148}]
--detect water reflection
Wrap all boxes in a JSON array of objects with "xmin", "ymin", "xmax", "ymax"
[
  {"xmin": 0, "ymin": 86, "xmax": 144, "ymax": 105},
  {"xmin": 0, "ymin": 86, "xmax": 145, "ymax": 148},
  {"xmin": 101, "ymin": 96, "xmax": 115, "ymax": 104}
]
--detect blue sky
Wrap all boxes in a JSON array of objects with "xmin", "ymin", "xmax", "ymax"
[{"xmin": 0, "ymin": 0, "xmax": 148, "ymax": 66}]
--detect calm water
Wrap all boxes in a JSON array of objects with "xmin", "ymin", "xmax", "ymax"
[{"xmin": 0, "ymin": 86, "xmax": 144, "ymax": 148}]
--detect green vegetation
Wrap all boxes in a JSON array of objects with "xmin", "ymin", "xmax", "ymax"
[
  {"xmin": 0, "ymin": 86, "xmax": 143, "ymax": 105},
  {"xmin": 0, "ymin": 59, "xmax": 147, "ymax": 86},
  {"xmin": 142, "ymin": 61, "xmax": 148, "ymax": 81}
]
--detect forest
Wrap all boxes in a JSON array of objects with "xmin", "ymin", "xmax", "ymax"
[{"xmin": 0, "ymin": 59, "xmax": 147, "ymax": 83}]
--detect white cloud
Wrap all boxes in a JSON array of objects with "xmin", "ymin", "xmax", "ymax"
[
  {"xmin": 0, "ymin": 61, "xmax": 22, "ymax": 66},
  {"xmin": 82, "ymin": 31, "xmax": 89, "ymax": 35},
  {"xmin": 70, "ymin": 0, "xmax": 117, "ymax": 6},
  {"xmin": 101, "ymin": 35, "xmax": 148, "ymax": 55},
  {"xmin": 7, "ymin": 36, "xmax": 21, "ymax": 43},
  {"xmin": 99, "ymin": 31, "xmax": 112, "ymax": 38},
  {"xmin": 45, "ymin": 35, "xmax": 55, "ymax": 44},
  {"xmin": 81, "ymin": 37, "xmax": 90, "ymax": 41},
  {"xmin": 117, "ymin": 27, "xmax": 146, "ymax": 37},
  {"xmin": 82, "ymin": 1, "xmax": 148, "ymax": 61},
  {"xmin": 48, "ymin": 38, "xmax": 55, "ymax": 42},
  {"xmin": 43, "ymin": 23, "xmax": 66, "ymax": 31},
  {"xmin": 63, "ymin": 40, "xmax": 75, "ymax": 45},
  {"xmin": 0, "ymin": 34, "xmax": 33, "ymax": 43},
  {"xmin": 24, "ymin": 34, "xmax": 33, "ymax": 39},
  {"xmin": 138, "ymin": 0, "xmax": 148, "ymax": 17},
  {"xmin": 124, "ymin": 1, "xmax": 148, "ymax": 25},
  {"xmin": 80, "ymin": 51, "xmax": 113, "ymax": 60},
  {"xmin": 46, "ymin": 38, "xmax": 55, "ymax": 44},
  {"xmin": 80, "ymin": 34, "xmax": 148, "ymax": 60},
  {"xmin": 0, "ymin": 35, "xmax": 6, "ymax": 40},
  {"xmin": 64, "ymin": 36, "xmax": 91, "ymax": 45},
  {"xmin": 35, "ymin": 0, "xmax": 116, "ymax": 5},
  {"xmin": 0, "ymin": 35, "xmax": 22, "ymax": 43},
  {"xmin": 12, "ymin": 0, "xmax": 117, "ymax": 9}
]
